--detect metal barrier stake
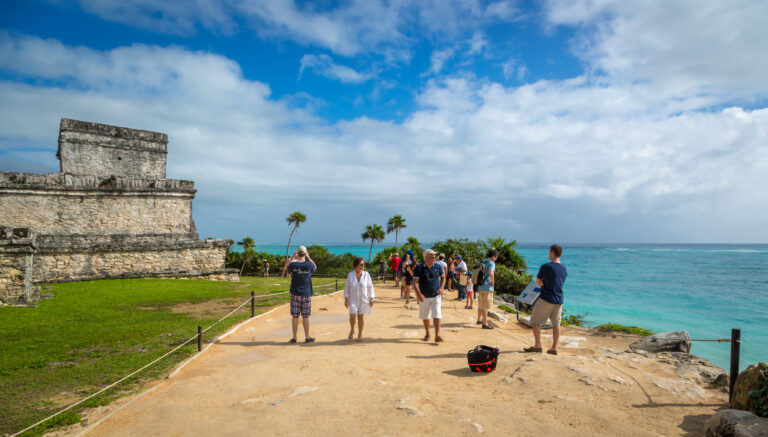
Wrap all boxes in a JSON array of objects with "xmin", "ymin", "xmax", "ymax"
[
  {"xmin": 251, "ymin": 291, "xmax": 255, "ymax": 318},
  {"xmin": 729, "ymin": 328, "xmax": 741, "ymax": 404},
  {"xmin": 197, "ymin": 325, "xmax": 202, "ymax": 352}
]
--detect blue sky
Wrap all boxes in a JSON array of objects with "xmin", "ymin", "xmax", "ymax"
[{"xmin": 1, "ymin": 0, "xmax": 767, "ymax": 244}]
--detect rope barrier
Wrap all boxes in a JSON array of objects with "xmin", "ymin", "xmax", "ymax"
[
  {"xmin": 12, "ymin": 281, "xmax": 340, "ymax": 437},
  {"xmin": 11, "ymin": 330, "xmax": 201, "ymax": 437}
]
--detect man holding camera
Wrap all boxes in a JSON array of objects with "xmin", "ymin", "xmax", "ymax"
[{"xmin": 287, "ymin": 246, "xmax": 317, "ymax": 343}]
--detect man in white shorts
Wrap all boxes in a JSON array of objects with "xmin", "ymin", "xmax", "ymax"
[{"xmin": 413, "ymin": 249, "xmax": 445, "ymax": 343}]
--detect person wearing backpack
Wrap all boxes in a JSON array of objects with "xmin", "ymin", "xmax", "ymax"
[{"xmin": 476, "ymin": 249, "xmax": 499, "ymax": 329}]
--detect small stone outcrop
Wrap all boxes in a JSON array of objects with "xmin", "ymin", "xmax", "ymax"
[
  {"xmin": 663, "ymin": 352, "xmax": 729, "ymax": 389},
  {"xmin": 705, "ymin": 409, "xmax": 768, "ymax": 437},
  {"xmin": 733, "ymin": 362, "xmax": 768, "ymax": 417},
  {"xmin": 629, "ymin": 331, "xmax": 691, "ymax": 353}
]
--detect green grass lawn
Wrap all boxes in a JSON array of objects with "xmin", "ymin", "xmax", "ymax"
[{"xmin": 0, "ymin": 276, "xmax": 338, "ymax": 436}]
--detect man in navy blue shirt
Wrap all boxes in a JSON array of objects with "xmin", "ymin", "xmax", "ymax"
[
  {"xmin": 413, "ymin": 249, "xmax": 446, "ymax": 342},
  {"xmin": 287, "ymin": 246, "xmax": 317, "ymax": 343},
  {"xmin": 524, "ymin": 244, "xmax": 568, "ymax": 355}
]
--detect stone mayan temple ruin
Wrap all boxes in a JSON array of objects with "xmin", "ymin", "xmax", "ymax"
[{"xmin": 0, "ymin": 118, "xmax": 237, "ymax": 305}]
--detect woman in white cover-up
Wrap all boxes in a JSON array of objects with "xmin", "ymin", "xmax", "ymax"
[{"xmin": 344, "ymin": 257, "xmax": 375, "ymax": 342}]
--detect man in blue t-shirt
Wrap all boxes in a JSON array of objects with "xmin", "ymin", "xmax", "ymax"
[
  {"xmin": 413, "ymin": 249, "xmax": 445, "ymax": 342},
  {"xmin": 286, "ymin": 246, "xmax": 317, "ymax": 343},
  {"xmin": 524, "ymin": 244, "xmax": 568, "ymax": 355}
]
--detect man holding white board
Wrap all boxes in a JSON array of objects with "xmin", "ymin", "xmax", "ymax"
[{"xmin": 524, "ymin": 244, "xmax": 568, "ymax": 355}]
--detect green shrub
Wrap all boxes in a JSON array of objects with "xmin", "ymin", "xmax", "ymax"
[
  {"xmin": 494, "ymin": 265, "xmax": 532, "ymax": 295},
  {"xmin": 595, "ymin": 323, "xmax": 654, "ymax": 336},
  {"xmin": 497, "ymin": 304, "xmax": 517, "ymax": 314},
  {"xmin": 559, "ymin": 307, "xmax": 587, "ymax": 326}
]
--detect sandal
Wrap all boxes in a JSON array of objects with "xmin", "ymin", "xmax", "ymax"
[
  {"xmin": 348, "ymin": 333, "xmax": 354, "ymax": 340},
  {"xmin": 481, "ymin": 324, "xmax": 493, "ymax": 330},
  {"xmin": 289, "ymin": 338, "xmax": 297, "ymax": 343},
  {"xmin": 422, "ymin": 335, "xmax": 430, "ymax": 341},
  {"xmin": 305, "ymin": 337, "xmax": 315, "ymax": 343},
  {"xmin": 547, "ymin": 349, "xmax": 558, "ymax": 355},
  {"xmin": 523, "ymin": 346, "xmax": 542, "ymax": 353},
  {"xmin": 435, "ymin": 336, "xmax": 444, "ymax": 342}
]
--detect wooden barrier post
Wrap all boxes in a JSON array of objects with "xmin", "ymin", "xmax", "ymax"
[
  {"xmin": 251, "ymin": 291, "xmax": 255, "ymax": 318},
  {"xmin": 729, "ymin": 328, "xmax": 741, "ymax": 404},
  {"xmin": 197, "ymin": 325, "xmax": 202, "ymax": 352}
]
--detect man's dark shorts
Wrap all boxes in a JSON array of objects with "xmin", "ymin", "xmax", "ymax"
[{"xmin": 290, "ymin": 295, "xmax": 311, "ymax": 318}]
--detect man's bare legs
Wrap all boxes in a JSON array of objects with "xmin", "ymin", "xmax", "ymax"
[
  {"xmin": 422, "ymin": 319, "xmax": 431, "ymax": 340},
  {"xmin": 292, "ymin": 317, "xmax": 310, "ymax": 341},
  {"xmin": 550, "ymin": 323, "xmax": 560, "ymax": 352},
  {"xmin": 532, "ymin": 323, "xmax": 542, "ymax": 349}
]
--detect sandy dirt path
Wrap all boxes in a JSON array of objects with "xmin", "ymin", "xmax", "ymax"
[{"xmin": 74, "ymin": 284, "xmax": 726, "ymax": 436}]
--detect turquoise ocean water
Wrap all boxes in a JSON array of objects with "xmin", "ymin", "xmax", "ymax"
[{"xmin": 250, "ymin": 243, "xmax": 767, "ymax": 370}]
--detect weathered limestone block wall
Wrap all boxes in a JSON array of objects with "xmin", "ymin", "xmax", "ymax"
[
  {"xmin": 0, "ymin": 172, "xmax": 196, "ymax": 237},
  {"xmin": 0, "ymin": 191, "xmax": 194, "ymax": 237},
  {"xmin": 58, "ymin": 118, "xmax": 167, "ymax": 179},
  {"xmin": 0, "ymin": 228, "xmax": 35, "ymax": 304},
  {"xmin": 32, "ymin": 242, "xmax": 232, "ymax": 283}
]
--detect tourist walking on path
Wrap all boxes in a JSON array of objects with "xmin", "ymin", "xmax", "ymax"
[
  {"xmin": 391, "ymin": 253, "xmax": 401, "ymax": 288},
  {"xmin": 401, "ymin": 251, "xmax": 416, "ymax": 304},
  {"xmin": 262, "ymin": 259, "xmax": 270, "ymax": 277},
  {"xmin": 525, "ymin": 244, "xmax": 568, "ymax": 355},
  {"xmin": 413, "ymin": 249, "xmax": 446, "ymax": 342},
  {"xmin": 287, "ymin": 246, "xmax": 317, "ymax": 343},
  {"xmin": 476, "ymin": 249, "xmax": 498, "ymax": 329},
  {"xmin": 344, "ymin": 257, "xmax": 375, "ymax": 342},
  {"xmin": 454, "ymin": 255, "xmax": 467, "ymax": 301},
  {"xmin": 378, "ymin": 258, "xmax": 386, "ymax": 282},
  {"xmin": 446, "ymin": 253, "xmax": 456, "ymax": 291}
]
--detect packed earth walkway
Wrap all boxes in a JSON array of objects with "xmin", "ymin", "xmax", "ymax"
[{"xmin": 70, "ymin": 284, "xmax": 727, "ymax": 436}]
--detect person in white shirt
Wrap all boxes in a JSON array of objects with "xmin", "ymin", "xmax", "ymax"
[
  {"xmin": 436, "ymin": 254, "xmax": 448, "ymax": 286},
  {"xmin": 344, "ymin": 257, "xmax": 375, "ymax": 342}
]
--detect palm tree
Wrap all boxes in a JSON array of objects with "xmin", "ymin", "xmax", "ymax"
[
  {"xmin": 362, "ymin": 224, "xmax": 386, "ymax": 265},
  {"xmin": 284, "ymin": 211, "xmax": 307, "ymax": 261},
  {"xmin": 237, "ymin": 236, "xmax": 256, "ymax": 276},
  {"xmin": 482, "ymin": 236, "xmax": 526, "ymax": 270},
  {"xmin": 386, "ymin": 214, "xmax": 407, "ymax": 249}
]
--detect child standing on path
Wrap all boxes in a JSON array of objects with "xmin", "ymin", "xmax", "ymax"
[{"xmin": 464, "ymin": 271, "xmax": 474, "ymax": 309}]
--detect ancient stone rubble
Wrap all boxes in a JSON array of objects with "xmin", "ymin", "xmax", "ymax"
[{"xmin": 0, "ymin": 118, "xmax": 238, "ymax": 305}]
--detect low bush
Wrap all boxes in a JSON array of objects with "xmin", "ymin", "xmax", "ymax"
[{"xmin": 595, "ymin": 323, "xmax": 654, "ymax": 336}]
